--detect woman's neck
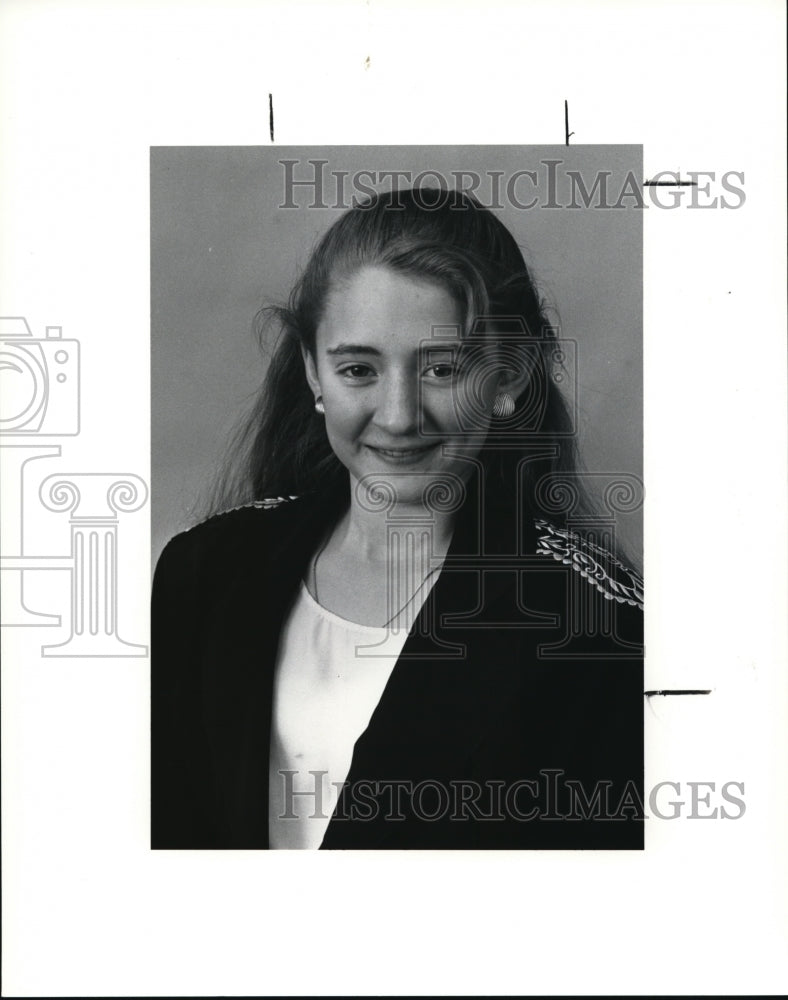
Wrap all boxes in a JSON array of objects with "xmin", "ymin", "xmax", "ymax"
[
  {"xmin": 337, "ymin": 488, "xmax": 456, "ymax": 564},
  {"xmin": 305, "ymin": 478, "xmax": 458, "ymax": 626}
]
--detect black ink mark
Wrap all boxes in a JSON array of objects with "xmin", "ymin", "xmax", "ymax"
[
  {"xmin": 269, "ymin": 93, "xmax": 274, "ymax": 143},
  {"xmin": 644, "ymin": 179, "xmax": 697, "ymax": 186},
  {"xmin": 644, "ymin": 689, "xmax": 712, "ymax": 697},
  {"xmin": 564, "ymin": 100, "xmax": 574, "ymax": 145}
]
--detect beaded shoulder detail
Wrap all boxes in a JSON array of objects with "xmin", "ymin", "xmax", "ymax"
[
  {"xmin": 185, "ymin": 495, "xmax": 299, "ymax": 532},
  {"xmin": 247, "ymin": 495, "xmax": 299, "ymax": 510},
  {"xmin": 534, "ymin": 518, "xmax": 643, "ymax": 609}
]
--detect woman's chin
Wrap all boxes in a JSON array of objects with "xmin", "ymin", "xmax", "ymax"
[{"xmin": 350, "ymin": 463, "xmax": 466, "ymax": 512}]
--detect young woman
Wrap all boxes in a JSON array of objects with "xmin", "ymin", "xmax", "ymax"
[{"xmin": 151, "ymin": 187, "xmax": 644, "ymax": 850}]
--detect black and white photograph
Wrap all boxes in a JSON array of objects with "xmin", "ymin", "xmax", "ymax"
[
  {"xmin": 151, "ymin": 147, "xmax": 644, "ymax": 850},
  {"xmin": 1, "ymin": 0, "xmax": 785, "ymax": 996}
]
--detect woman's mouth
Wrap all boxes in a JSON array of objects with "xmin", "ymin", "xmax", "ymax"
[{"xmin": 366, "ymin": 443, "xmax": 438, "ymax": 464}]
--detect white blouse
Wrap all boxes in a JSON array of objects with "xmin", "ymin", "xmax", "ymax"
[{"xmin": 268, "ymin": 578, "xmax": 438, "ymax": 849}]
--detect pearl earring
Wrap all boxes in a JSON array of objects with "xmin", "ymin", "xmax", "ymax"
[
  {"xmin": 314, "ymin": 396, "xmax": 325, "ymax": 415},
  {"xmin": 492, "ymin": 392, "xmax": 515, "ymax": 418}
]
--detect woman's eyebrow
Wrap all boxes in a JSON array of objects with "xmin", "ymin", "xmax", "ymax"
[
  {"xmin": 325, "ymin": 343, "xmax": 382, "ymax": 356},
  {"xmin": 325, "ymin": 343, "xmax": 461, "ymax": 358}
]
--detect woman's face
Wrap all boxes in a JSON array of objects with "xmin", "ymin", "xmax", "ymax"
[{"xmin": 303, "ymin": 265, "xmax": 511, "ymax": 507}]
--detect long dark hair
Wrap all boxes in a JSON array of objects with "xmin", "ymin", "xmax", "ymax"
[{"xmin": 205, "ymin": 187, "xmax": 597, "ymax": 529}]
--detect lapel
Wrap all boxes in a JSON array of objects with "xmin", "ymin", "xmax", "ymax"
[
  {"xmin": 200, "ymin": 488, "xmax": 341, "ymax": 847},
  {"xmin": 321, "ymin": 468, "xmax": 542, "ymax": 848}
]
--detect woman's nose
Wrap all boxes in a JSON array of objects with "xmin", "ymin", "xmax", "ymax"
[{"xmin": 375, "ymin": 374, "xmax": 420, "ymax": 435}]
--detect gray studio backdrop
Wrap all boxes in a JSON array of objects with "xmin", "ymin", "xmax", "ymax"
[{"xmin": 151, "ymin": 145, "xmax": 642, "ymax": 568}]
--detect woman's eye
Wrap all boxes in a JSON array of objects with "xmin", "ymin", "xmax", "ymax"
[
  {"xmin": 424, "ymin": 363, "xmax": 457, "ymax": 380},
  {"xmin": 338, "ymin": 364, "xmax": 375, "ymax": 379}
]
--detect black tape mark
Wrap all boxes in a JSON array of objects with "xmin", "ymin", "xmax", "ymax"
[
  {"xmin": 564, "ymin": 100, "xmax": 574, "ymax": 145},
  {"xmin": 644, "ymin": 689, "xmax": 712, "ymax": 697},
  {"xmin": 269, "ymin": 93, "xmax": 274, "ymax": 143}
]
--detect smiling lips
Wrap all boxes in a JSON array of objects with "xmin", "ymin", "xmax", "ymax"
[{"xmin": 366, "ymin": 443, "xmax": 438, "ymax": 464}]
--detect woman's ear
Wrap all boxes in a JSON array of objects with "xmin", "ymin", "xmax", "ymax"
[
  {"xmin": 488, "ymin": 336, "xmax": 539, "ymax": 405},
  {"xmin": 300, "ymin": 343, "xmax": 322, "ymax": 399},
  {"xmin": 495, "ymin": 356, "xmax": 533, "ymax": 403}
]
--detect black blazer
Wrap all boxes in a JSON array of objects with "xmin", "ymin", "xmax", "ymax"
[{"xmin": 152, "ymin": 476, "xmax": 644, "ymax": 850}]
